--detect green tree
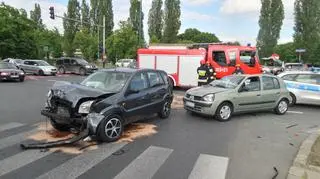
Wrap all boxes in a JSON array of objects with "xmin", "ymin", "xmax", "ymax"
[
  {"xmin": 148, "ymin": 0, "xmax": 163, "ymax": 42},
  {"xmin": 130, "ymin": 0, "xmax": 145, "ymax": 46},
  {"xmin": 30, "ymin": 3, "xmax": 42, "ymax": 27},
  {"xmin": 274, "ymin": 42, "xmax": 296, "ymax": 62},
  {"xmin": 63, "ymin": 0, "xmax": 81, "ymax": 56},
  {"xmin": 35, "ymin": 28, "xmax": 63, "ymax": 59},
  {"xmin": 256, "ymin": 0, "xmax": 284, "ymax": 57},
  {"xmin": 0, "ymin": 3, "xmax": 38, "ymax": 59},
  {"xmin": 74, "ymin": 30, "xmax": 98, "ymax": 61},
  {"xmin": 178, "ymin": 28, "xmax": 219, "ymax": 43},
  {"xmin": 90, "ymin": 0, "xmax": 98, "ymax": 33},
  {"xmin": 106, "ymin": 21, "xmax": 139, "ymax": 63},
  {"xmin": 19, "ymin": 8, "xmax": 27, "ymax": 17},
  {"xmin": 294, "ymin": 0, "xmax": 320, "ymax": 64},
  {"xmin": 162, "ymin": 0, "xmax": 181, "ymax": 43},
  {"xmin": 81, "ymin": 0, "xmax": 90, "ymax": 30}
]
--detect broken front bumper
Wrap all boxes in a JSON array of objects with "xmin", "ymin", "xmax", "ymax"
[{"xmin": 41, "ymin": 109, "xmax": 83, "ymax": 124}]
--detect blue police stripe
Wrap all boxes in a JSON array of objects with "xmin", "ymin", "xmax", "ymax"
[{"xmin": 285, "ymin": 82, "xmax": 320, "ymax": 92}]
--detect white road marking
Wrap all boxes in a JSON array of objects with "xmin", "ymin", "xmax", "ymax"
[
  {"xmin": 287, "ymin": 111, "xmax": 304, "ymax": 114},
  {"xmin": 36, "ymin": 142, "xmax": 127, "ymax": 179},
  {"xmin": 47, "ymin": 80, "xmax": 57, "ymax": 82},
  {"xmin": 114, "ymin": 146, "xmax": 173, "ymax": 179},
  {"xmin": 0, "ymin": 122, "xmax": 24, "ymax": 132},
  {"xmin": 188, "ymin": 154, "xmax": 229, "ymax": 179},
  {"xmin": 0, "ymin": 129, "xmax": 37, "ymax": 150},
  {"xmin": 0, "ymin": 150, "xmax": 52, "ymax": 176}
]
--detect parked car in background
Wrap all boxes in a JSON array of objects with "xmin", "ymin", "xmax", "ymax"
[
  {"xmin": 0, "ymin": 62, "xmax": 25, "ymax": 82},
  {"xmin": 184, "ymin": 74, "xmax": 291, "ymax": 121},
  {"xmin": 20, "ymin": 60, "xmax": 57, "ymax": 76},
  {"xmin": 261, "ymin": 57, "xmax": 284, "ymax": 75},
  {"xmin": 56, "ymin": 57, "xmax": 98, "ymax": 75},
  {"xmin": 115, "ymin": 59, "xmax": 135, "ymax": 68},
  {"xmin": 310, "ymin": 67, "xmax": 320, "ymax": 73},
  {"xmin": 285, "ymin": 63, "xmax": 304, "ymax": 71},
  {"xmin": 2, "ymin": 58, "xmax": 24, "ymax": 69},
  {"xmin": 278, "ymin": 71, "xmax": 320, "ymax": 106},
  {"xmin": 41, "ymin": 68, "xmax": 173, "ymax": 142}
]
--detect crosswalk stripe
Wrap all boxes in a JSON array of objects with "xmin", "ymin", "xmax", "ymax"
[
  {"xmin": 0, "ymin": 150, "xmax": 53, "ymax": 176},
  {"xmin": 0, "ymin": 129, "xmax": 37, "ymax": 150},
  {"xmin": 36, "ymin": 142, "xmax": 127, "ymax": 179},
  {"xmin": 188, "ymin": 154, "xmax": 229, "ymax": 179},
  {"xmin": 114, "ymin": 146, "xmax": 173, "ymax": 179},
  {"xmin": 0, "ymin": 122, "xmax": 24, "ymax": 132}
]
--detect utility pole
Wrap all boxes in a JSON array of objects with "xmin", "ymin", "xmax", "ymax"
[
  {"xmin": 138, "ymin": 0, "xmax": 142, "ymax": 47},
  {"xmin": 102, "ymin": 15, "xmax": 106, "ymax": 65}
]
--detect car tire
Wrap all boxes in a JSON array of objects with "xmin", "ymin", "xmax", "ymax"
[
  {"xmin": 215, "ymin": 102, "xmax": 233, "ymax": 122},
  {"xmin": 19, "ymin": 77, "xmax": 25, "ymax": 82},
  {"xmin": 58, "ymin": 67, "xmax": 65, "ymax": 74},
  {"xmin": 79, "ymin": 68, "xmax": 86, "ymax": 76},
  {"xmin": 38, "ymin": 70, "xmax": 44, "ymax": 76},
  {"xmin": 97, "ymin": 114, "xmax": 123, "ymax": 142},
  {"xmin": 50, "ymin": 119, "xmax": 71, "ymax": 132},
  {"xmin": 52, "ymin": 73, "xmax": 56, "ymax": 76},
  {"xmin": 158, "ymin": 100, "xmax": 171, "ymax": 119},
  {"xmin": 274, "ymin": 99, "xmax": 289, "ymax": 115},
  {"xmin": 289, "ymin": 93, "xmax": 296, "ymax": 106}
]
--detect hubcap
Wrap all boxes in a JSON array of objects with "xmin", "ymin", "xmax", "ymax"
[
  {"xmin": 163, "ymin": 102, "xmax": 170, "ymax": 116},
  {"xmin": 220, "ymin": 105, "xmax": 231, "ymax": 120},
  {"xmin": 278, "ymin": 101, "xmax": 288, "ymax": 113},
  {"xmin": 105, "ymin": 118, "xmax": 121, "ymax": 139},
  {"xmin": 59, "ymin": 68, "xmax": 64, "ymax": 73}
]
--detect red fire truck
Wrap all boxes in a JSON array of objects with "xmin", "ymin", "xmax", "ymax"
[{"xmin": 137, "ymin": 43, "xmax": 262, "ymax": 87}]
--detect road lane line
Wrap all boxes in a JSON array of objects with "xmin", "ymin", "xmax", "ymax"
[
  {"xmin": 0, "ymin": 129, "xmax": 37, "ymax": 150},
  {"xmin": 36, "ymin": 142, "xmax": 127, "ymax": 179},
  {"xmin": 287, "ymin": 111, "xmax": 304, "ymax": 114},
  {"xmin": 188, "ymin": 154, "xmax": 229, "ymax": 179},
  {"xmin": 0, "ymin": 122, "xmax": 24, "ymax": 132},
  {"xmin": 0, "ymin": 150, "xmax": 52, "ymax": 176},
  {"xmin": 114, "ymin": 146, "xmax": 173, "ymax": 179}
]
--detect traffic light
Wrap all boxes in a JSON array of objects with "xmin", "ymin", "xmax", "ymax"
[{"xmin": 49, "ymin": 6, "xmax": 55, "ymax": 19}]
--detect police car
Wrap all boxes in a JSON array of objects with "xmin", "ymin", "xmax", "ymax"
[{"xmin": 278, "ymin": 71, "xmax": 320, "ymax": 105}]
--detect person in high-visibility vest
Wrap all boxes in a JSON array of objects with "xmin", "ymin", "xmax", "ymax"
[
  {"xmin": 197, "ymin": 60, "xmax": 210, "ymax": 86},
  {"xmin": 206, "ymin": 61, "xmax": 216, "ymax": 83}
]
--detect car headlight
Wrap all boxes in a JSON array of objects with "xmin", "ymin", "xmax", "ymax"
[
  {"xmin": 85, "ymin": 65, "xmax": 91, "ymax": 68},
  {"xmin": 78, "ymin": 100, "xmax": 95, "ymax": 114},
  {"xmin": 19, "ymin": 71, "xmax": 24, "ymax": 75},
  {"xmin": 203, "ymin": 94, "xmax": 215, "ymax": 102}
]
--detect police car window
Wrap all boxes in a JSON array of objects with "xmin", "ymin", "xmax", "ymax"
[
  {"xmin": 262, "ymin": 76, "xmax": 279, "ymax": 90},
  {"xmin": 295, "ymin": 74, "xmax": 317, "ymax": 85},
  {"xmin": 228, "ymin": 51, "xmax": 236, "ymax": 66},
  {"xmin": 281, "ymin": 74, "xmax": 297, "ymax": 81},
  {"xmin": 147, "ymin": 72, "xmax": 163, "ymax": 87},
  {"xmin": 212, "ymin": 51, "xmax": 227, "ymax": 66}
]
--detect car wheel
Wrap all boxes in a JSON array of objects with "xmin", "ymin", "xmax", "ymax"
[
  {"xmin": 215, "ymin": 102, "xmax": 233, "ymax": 122},
  {"xmin": 52, "ymin": 73, "xmax": 56, "ymax": 76},
  {"xmin": 158, "ymin": 101, "xmax": 171, "ymax": 119},
  {"xmin": 50, "ymin": 119, "xmax": 71, "ymax": 132},
  {"xmin": 97, "ymin": 115, "xmax": 123, "ymax": 142},
  {"xmin": 58, "ymin": 67, "xmax": 65, "ymax": 74},
  {"xmin": 274, "ymin": 99, "xmax": 289, "ymax": 115},
  {"xmin": 79, "ymin": 68, "xmax": 86, "ymax": 76},
  {"xmin": 289, "ymin": 93, "xmax": 296, "ymax": 106},
  {"xmin": 19, "ymin": 77, "xmax": 25, "ymax": 82},
  {"xmin": 38, "ymin": 70, "xmax": 44, "ymax": 76}
]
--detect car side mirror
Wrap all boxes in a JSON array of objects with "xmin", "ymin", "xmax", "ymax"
[
  {"xmin": 126, "ymin": 88, "xmax": 139, "ymax": 95},
  {"xmin": 239, "ymin": 86, "xmax": 249, "ymax": 93},
  {"xmin": 34, "ymin": 64, "xmax": 38, "ymax": 66}
]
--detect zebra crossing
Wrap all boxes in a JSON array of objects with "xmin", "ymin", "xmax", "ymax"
[{"xmin": 0, "ymin": 122, "xmax": 229, "ymax": 179}]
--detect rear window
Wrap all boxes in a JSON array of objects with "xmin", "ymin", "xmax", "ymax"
[{"xmin": 56, "ymin": 60, "xmax": 63, "ymax": 65}]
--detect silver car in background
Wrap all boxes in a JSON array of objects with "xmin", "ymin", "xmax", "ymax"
[
  {"xmin": 20, "ymin": 60, "xmax": 57, "ymax": 76},
  {"xmin": 278, "ymin": 71, "xmax": 320, "ymax": 105}
]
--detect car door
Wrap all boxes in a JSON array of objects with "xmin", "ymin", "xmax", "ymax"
[
  {"xmin": 233, "ymin": 76, "xmax": 263, "ymax": 112},
  {"xmin": 294, "ymin": 74, "xmax": 320, "ymax": 105},
  {"xmin": 22, "ymin": 61, "xmax": 32, "ymax": 73},
  {"xmin": 70, "ymin": 59, "xmax": 80, "ymax": 73},
  {"xmin": 145, "ymin": 71, "xmax": 167, "ymax": 114},
  {"xmin": 63, "ymin": 59, "xmax": 71, "ymax": 72},
  {"xmin": 122, "ymin": 72, "xmax": 151, "ymax": 123},
  {"xmin": 260, "ymin": 76, "xmax": 281, "ymax": 108}
]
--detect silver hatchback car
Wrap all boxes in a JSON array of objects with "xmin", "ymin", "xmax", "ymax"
[
  {"xmin": 184, "ymin": 74, "xmax": 291, "ymax": 121},
  {"xmin": 278, "ymin": 71, "xmax": 320, "ymax": 105}
]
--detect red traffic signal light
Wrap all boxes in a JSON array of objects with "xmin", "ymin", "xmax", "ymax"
[{"xmin": 49, "ymin": 6, "xmax": 55, "ymax": 19}]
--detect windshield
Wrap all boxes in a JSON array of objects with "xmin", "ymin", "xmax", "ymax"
[
  {"xmin": 81, "ymin": 71, "xmax": 132, "ymax": 92},
  {"xmin": 0, "ymin": 63, "xmax": 17, "ymax": 69},
  {"xmin": 210, "ymin": 75, "xmax": 245, "ymax": 89},
  {"xmin": 37, "ymin": 61, "xmax": 50, "ymax": 66},
  {"xmin": 15, "ymin": 59, "xmax": 23, "ymax": 64},
  {"xmin": 76, "ymin": 59, "xmax": 89, "ymax": 64}
]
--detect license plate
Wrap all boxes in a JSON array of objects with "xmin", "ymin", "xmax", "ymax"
[
  {"xmin": 186, "ymin": 101, "xmax": 195, "ymax": 108},
  {"xmin": 11, "ymin": 75, "xmax": 19, "ymax": 78}
]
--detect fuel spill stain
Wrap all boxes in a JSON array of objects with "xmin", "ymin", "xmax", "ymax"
[{"xmin": 118, "ymin": 123, "xmax": 157, "ymax": 143}]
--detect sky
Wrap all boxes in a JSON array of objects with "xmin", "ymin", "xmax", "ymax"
[{"xmin": 1, "ymin": 0, "xmax": 295, "ymax": 45}]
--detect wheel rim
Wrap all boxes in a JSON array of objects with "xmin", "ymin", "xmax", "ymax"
[
  {"xmin": 59, "ymin": 68, "xmax": 64, "ymax": 73},
  {"xmin": 163, "ymin": 102, "xmax": 170, "ymax": 116},
  {"xmin": 278, "ymin": 101, "xmax": 288, "ymax": 113},
  {"xmin": 80, "ymin": 69, "xmax": 85, "ymax": 75},
  {"xmin": 220, "ymin": 105, "xmax": 231, "ymax": 120},
  {"xmin": 104, "ymin": 118, "xmax": 122, "ymax": 139}
]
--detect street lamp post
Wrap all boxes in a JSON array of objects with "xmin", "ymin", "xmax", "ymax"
[{"xmin": 138, "ymin": 0, "xmax": 142, "ymax": 47}]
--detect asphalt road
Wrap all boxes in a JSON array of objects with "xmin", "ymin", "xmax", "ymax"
[{"xmin": 0, "ymin": 75, "xmax": 320, "ymax": 179}]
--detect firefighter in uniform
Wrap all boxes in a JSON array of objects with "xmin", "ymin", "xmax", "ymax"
[
  {"xmin": 206, "ymin": 61, "xmax": 215, "ymax": 84},
  {"xmin": 197, "ymin": 60, "xmax": 210, "ymax": 86}
]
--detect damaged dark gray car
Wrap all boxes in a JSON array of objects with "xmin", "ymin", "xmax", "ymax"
[{"xmin": 41, "ymin": 68, "xmax": 173, "ymax": 142}]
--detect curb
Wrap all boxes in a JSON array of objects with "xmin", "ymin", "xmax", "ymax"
[{"xmin": 287, "ymin": 130, "xmax": 320, "ymax": 179}]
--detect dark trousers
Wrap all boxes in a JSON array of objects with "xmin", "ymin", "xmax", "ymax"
[{"xmin": 198, "ymin": 82, "xmax": 207, "ymax": 86}]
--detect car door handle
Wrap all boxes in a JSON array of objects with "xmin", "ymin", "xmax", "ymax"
[{"xmin": 257, "ymin": 94, "xmax": 261, "ymax": 97}]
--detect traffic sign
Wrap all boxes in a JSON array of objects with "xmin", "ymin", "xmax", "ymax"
[
  {"xmin": 296, "ymin": 49, "xmax": 306, "ymax": 53},
  {"xmin": 44, "ymin": 46, "xmax": 49, "ymax": 52}
]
